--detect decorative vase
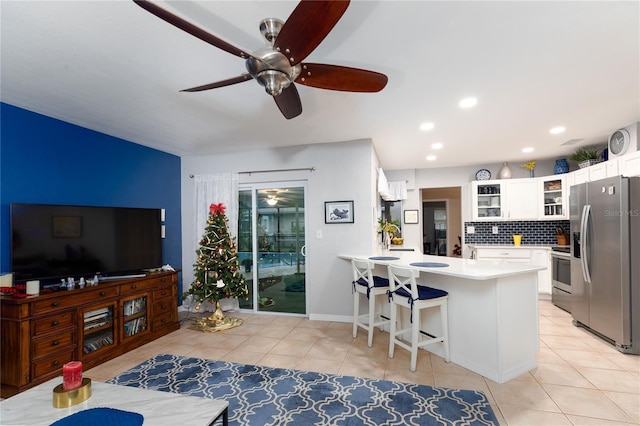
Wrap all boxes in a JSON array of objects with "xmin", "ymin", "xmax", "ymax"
[
  {"xmin": 529, "ymin": 169, "xmax": 535, "ymax": 178},
  {"xmin": 497, "ymin": 162, "xmax": 512, "ymax": 179},
  {"xmin": 383, "ymin": 232, "xmax": 391, "ymax": 252},
  {"xmin": 554, "ymin": 158, "xmax": 569, "ymax": 174}
]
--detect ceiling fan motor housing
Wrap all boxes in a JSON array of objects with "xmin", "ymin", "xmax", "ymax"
[{"xmin": 246, "ymin": 47, "xmax": 301, "ymax": 96}]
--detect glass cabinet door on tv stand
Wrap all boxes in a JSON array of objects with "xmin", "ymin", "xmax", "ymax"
[
  {"xmin": 121, "ymin": 293, "xmax": 150, "ymax": 340},
  {"xmin": 82, "ymin": 302, "xmax": 117, "ymax": 356}
]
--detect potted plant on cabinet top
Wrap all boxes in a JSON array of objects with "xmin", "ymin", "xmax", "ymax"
[{"xmin": 569, "ymin": 146, "xmax": 602, "ymax": 169}]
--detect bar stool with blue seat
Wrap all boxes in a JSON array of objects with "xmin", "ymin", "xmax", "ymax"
[
  {"xmin": 351, "ymin": 258, "xmax": 391, "ymax": 347},
  {"xmin": 387, "ymin": 264, "xmax": 450, "ymax": 372}
]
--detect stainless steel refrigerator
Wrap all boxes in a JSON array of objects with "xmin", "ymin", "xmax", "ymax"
[{"xmin": 570, "ymin": 175, "xmax": 640, "ymax": 354}]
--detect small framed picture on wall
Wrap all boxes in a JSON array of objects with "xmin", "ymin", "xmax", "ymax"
[
  {"xmin": 403, "ymin": 209, "xmax": 419, "ymax": 224},
  {"xmin": 325, "ymin": 201, "xmax": 354, "ymax": 224}
]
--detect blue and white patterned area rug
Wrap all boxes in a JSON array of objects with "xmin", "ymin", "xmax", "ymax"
[{"xmin": 107, "ymin": 354, "xmax": 498, "ymax": 426}]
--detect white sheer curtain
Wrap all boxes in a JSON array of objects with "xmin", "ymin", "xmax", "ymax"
[
  {"xmin": 388, "ymin": 181, "xmax": 408, "ymax": 201},
  {"xmin": 190, "ymin": 173, "xmax": 239, "ymax": 311},
  {"xmin": 193, "ymin": 173, "xmax": 239, "ymax": 248}
]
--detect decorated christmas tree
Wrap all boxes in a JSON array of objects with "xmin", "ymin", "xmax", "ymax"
[{"xmin": 184, "ymin": 203, "xmax": 248, "ymax": 330}]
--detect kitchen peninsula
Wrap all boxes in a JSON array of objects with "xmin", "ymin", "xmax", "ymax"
[{"xmin": 339, "ymin": 252, "xmax": 546, "ymax": 383}]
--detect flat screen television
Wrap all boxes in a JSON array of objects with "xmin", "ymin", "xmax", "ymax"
[{"xmin": 10, "ymin": 203, "xmax": 162, "ymax": 284}]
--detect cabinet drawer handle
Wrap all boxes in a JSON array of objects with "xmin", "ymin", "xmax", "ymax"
[
  {"xmin": 161, "ymin": 319, "xmax": 167, "ymax": 323},
  {"xmin": 52, "ymin": 340, "xmax": 60, "ymax": 346},
  {"xmin": 52, "ymin": 302, "xmax": 60, "ymax": 307},
  {"xmin": 160, "ymin": 278, "xmax": 166, "ymax": 283},
  {"xmin": 52, "ymin": 320, "xmax": 59, "ymax": 326},
  {"xmin": 161, "ymin": 291, "xmax": 167, "ymax": 296},
  {"xmin": 131, "ymin": 285, "xmax": 137, "ymax": 289},
  {"xmin": 100, "ymin": 291, "xmax": 106, "ymax": 296},
  {"xmin": 53, "ymin": 360, "xmax": 60, "ymax": 366}
]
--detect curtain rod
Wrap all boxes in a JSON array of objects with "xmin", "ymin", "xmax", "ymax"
[{"xmin": 190, "ymin": 167, "xmax": 315, "ymax": 178}]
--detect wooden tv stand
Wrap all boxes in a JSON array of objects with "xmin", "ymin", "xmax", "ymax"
[{"xmin": 0, "ymin": 271, "xmax": 180, "ymax": 397}]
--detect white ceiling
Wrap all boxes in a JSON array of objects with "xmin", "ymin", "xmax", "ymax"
[{"xmin": 1, "ymin": 1, "xmax": 639, "ymax": 171}]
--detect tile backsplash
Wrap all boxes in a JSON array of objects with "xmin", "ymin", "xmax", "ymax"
[{"xmin": 464, "ymin": 220, "xmax": 570, "ymax": 245}]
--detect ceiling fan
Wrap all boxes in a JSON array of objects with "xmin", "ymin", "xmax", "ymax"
[{"xmin": 133, "ymin": 0, "xmax": 388, "ymax": 119}]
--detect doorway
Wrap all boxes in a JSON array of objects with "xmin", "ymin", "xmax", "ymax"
[
  {"xmin": 421, "ymin": 187, "xmax": 462, "ymax": 257},
  {"xmin": 423, "ymin": 201, "xmax": 447, "ymax": 255},
  {"xmin": 238, "ymin": 183, "xmax": 307, "ymax": 314}
]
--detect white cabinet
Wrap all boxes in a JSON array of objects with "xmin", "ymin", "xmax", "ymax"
[
  {"xmin": 473, "ymin": 247, "xmax": 551, "ymax": 297},
  {"xmin": 504, "ymin": 180, "xmax": 539, "ymax": 220},
  {"xmin": 619, "ymin": 151, "xmax": 640, "ymax": 176},
  {"xmin": 472, "ymin": 181, "xmax": 503, "ymax": 220},
  {"xmin": 573, "ymin": 167, "xmax": 589, "ymax": 185},
  {"xmin": 567, "ymin": 151, "xmax": 640, "ymax": 185},
  {"xmin": 471, "ymin": 179, "xmax": 538, "ymax": 221},
  {"xmin": 540, "ymin": 176, "xmax": 568, "ymax": 219},
  {"xmin": 588, "ymin": 162, "xmax": 607, "ymax": 181},
  {"xmin": 531, "ymin": 250, "xmax": 552, "ymax": 297}
]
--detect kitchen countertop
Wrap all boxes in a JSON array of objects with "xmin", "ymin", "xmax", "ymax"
[{"xmin": 339, "ymin": 252, "xmax": 545, "ymax": 280}]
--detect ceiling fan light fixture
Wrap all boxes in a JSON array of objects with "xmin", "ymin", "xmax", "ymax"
[
  {"xmin": 266, "ymin": 197, "xmax": 278, "ymax": 206},
  {"xmin": 256, "ymin": 70, "xmax": 291, "ymax": 96}
]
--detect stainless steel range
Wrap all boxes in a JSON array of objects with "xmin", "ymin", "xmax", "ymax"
[{"xmin": 551, "ymin": 246, "xmax": 571, "ymax": 312}]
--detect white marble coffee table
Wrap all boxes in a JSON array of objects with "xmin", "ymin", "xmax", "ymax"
[{"xmin": 0, "ymin": 378, "xmax": 228, "ymax": 425}]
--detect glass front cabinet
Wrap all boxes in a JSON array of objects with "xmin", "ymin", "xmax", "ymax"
[
  {"xmin": 471, "ymin": 181, "xmax": 503, "ymax": 221},
  {"xmin": 121, "ymin": 294, "xmax": 149, "ymax": 341},
  {"xmin": 540, "ymin": 176, "xmax": 568, "ymax": 219},
  {"xmin": 81, "ymin": 302, "xmax": 117, "ymax": 357}
]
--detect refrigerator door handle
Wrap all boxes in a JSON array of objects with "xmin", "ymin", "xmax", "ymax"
[{"xmin": 580, "ymin": 204, "xmax": 592, "ymax": 283}]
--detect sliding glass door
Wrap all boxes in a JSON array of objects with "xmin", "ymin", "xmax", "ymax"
[{"xmin": 238, "ymin": 183, "xmax": 306, "ymax": 314}]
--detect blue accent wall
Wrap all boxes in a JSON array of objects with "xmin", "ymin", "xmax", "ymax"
[{"xmin": 0, "ymin": 103, "xmax": 182, "ymax": 292}]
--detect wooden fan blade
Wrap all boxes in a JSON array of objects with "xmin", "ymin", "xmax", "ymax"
[
  {"xmin": 274, "ymin": 84, "xmax": 302, "ymax": 119},
  {"xmin": 275, "ymin": 0, "xmax": 350, "ymax": 66},
  {"xmin": 295, "ymin": 63, "xmax": 388, "ymax": 92},
  {"xmin": 181, "ymin": 74, "xmax": 253, "ymax": 92},
  {"xmin": 133, "ymin": 0, "xmax": 252, "ymax": 59}
]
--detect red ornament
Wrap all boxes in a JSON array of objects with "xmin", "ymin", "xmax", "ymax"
[{"xmin": 209, "ymin": 203, "xmax": 226, "ymax": 215}]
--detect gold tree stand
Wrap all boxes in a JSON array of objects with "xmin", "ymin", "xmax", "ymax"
[{"xmin": 189, "ymin": 302, "xmax": 243, "ymax": 332}]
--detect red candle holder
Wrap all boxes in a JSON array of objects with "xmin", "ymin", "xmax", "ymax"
[{"xmin": 62, "ymin": 361, "xmax": 83, "ymax": 391}]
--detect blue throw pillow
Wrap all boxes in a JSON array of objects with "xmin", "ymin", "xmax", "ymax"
[{"xmin": 50, "ymin": 407, "xmax": 143, "ymax": 426}]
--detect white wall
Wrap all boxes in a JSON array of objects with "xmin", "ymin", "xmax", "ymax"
[
  {"xmin": 180, "ymin": 149, "xmax": 559, "ymax": 320},
  {"xmin": 181, "ymin": 139, "xmax": 379, "ymax": 321}
]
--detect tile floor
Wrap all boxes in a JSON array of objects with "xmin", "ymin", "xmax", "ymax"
[{"xmin": 86, "ymin": 300, "xmax": 640, "ymax": 425}]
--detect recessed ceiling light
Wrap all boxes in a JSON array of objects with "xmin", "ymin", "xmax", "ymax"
[
  {"xmin": 550, "ymin": 126, "xmax": 566, "ymax": 134},
  {"xmin": 420, "ymin": 122, "xmax": 435, "ymax": 131},
  {"xmin": 522, "ymin": 147, "xmax": 534, "ymax": 153},
  {"xmin": 426, "ymin": 155, "xmax": 437, "ymax": 161},
  {"xmin": 431, "ymin": 142, "xmax": 443, "ymax": 150},
  {"xmin": 459, "ymin": 97, "xmax": 478, "ymax": 108}
]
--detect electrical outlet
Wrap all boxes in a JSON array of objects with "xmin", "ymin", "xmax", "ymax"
[
  {"xmin": 492, "ymin": 226, "xmax": 499, "ymax": 234},
  {"xmin": 316, "ymin": 230, "xmax": 323, "ymax": 239},
  {"xmin": 467, "ymin": 226, "xmax": 475, "ymax": 234}
]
